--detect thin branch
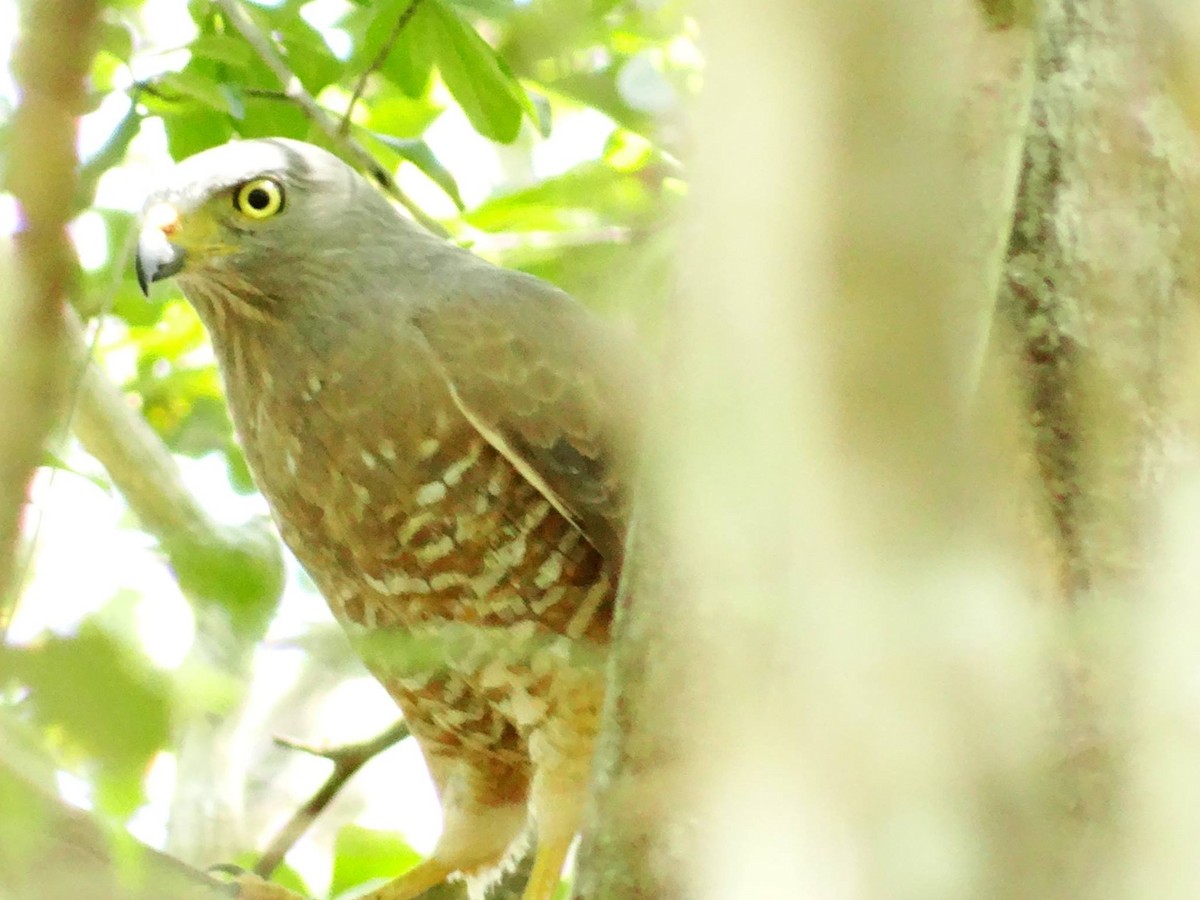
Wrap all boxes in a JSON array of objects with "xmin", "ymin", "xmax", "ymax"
[
  {"xmin": 260, "ymin": 719, "xmax": 539, "ymax": 899},
  {"xmin": 339, "ymin": 0, "xmax": 428, "ymax": 136},
  {"xmin": 254, "ymin": 720, "xmax": 412, "ymax": 878},
  {"xmin": 213, "ymin": 0, "xmax": 449, "ymax": 238},
  {"xmin": 73, "ymin": 107, "xmax": 142, "ymax": 215},
  {"xmin": 242, "ymin": 87, "xmax": 296, "ymax": 101}
]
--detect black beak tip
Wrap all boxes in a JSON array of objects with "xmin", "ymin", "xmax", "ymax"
[
  {"xmin": 135, "ymin": 253, "xmax": 152, "ymax": 297},
  {"xmin": 134, "ymin": 235, "xmax": 186, "ymax": 298}
]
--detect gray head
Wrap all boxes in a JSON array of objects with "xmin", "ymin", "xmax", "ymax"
[{"xmin": 135, "ymin": 138, "xmax": 430, "ymax": 327}]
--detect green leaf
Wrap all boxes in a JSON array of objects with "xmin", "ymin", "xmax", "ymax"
[
  {"xmin": 354, "ymin": 0, "xmax": 436, "ymax": 99},
  {"xmin": 13, "ymin": 624, "xmax": 172, "ymax": 820},
  {"xmin": 465, "ymin": 160, "xmax": 653, "ymax": 232},
  {"xmin": 549, "ymin": 65, "xmax": 657, "ymax": 138},
  {"xmin": 165, "ymin": 523, "xmax": 284, "ymax": 637},
  {"xmin": 158, "ymin": 69, "xmax": 235, "ymax": 115},
  {"xmin": 239, "ymin": 95, "xmax": 312, "ymax": 141},
  {"xmin": 425, "ymin": 0, "xmax": 530, "ymax": 143},
  {"xmin": 98, "ymin": 19, "xmax": 133, "ymax": 63},
  {"xmin": 384, "ymin": 12, "xmax": 436, "ymax": 98},
  {"xmin": 0, "ymin": 750, "xmax": 52, "ymax": 884},
  {"xmin": 448, "ymin": 0, "xmax": 516, "ymax": 17},
  {"xmin": 188, "ymin": 34, "xmax": 255, "ymax": 69},
  {"xmin": 273, "ymin": 14, "xmax": 343, "ymax": 95},
  {"xmin": 108, "ymin": 276, "xmax": 164, "ymax": 327},
  {"xmin": 162, "ymin": 107, "xmax": 235, "ymax": 160},
  {"xmin": 361, "ymin": 88, "xmax": 443, "ymax": 139},
  {"xmin": 364, "ymin": 131, "xmax": 464, "ymax": 209},
  {"xmin": 330, "ymin": 825, "xmax": 423, "ymax": 898}
]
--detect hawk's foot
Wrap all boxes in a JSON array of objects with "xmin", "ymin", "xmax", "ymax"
[{"xmin": 212, "ymin": 868, "xmax": 310, "ymax": 900}]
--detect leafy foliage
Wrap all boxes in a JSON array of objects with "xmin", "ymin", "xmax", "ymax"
[
  {"xmin": 330, "ymin": 825, "xmax": 423, "ymax": 898},
  {"xmin": 2, "ymin": 623, "xmax": 172, "ymax": 819},
  {"xmin": 0, "ymin": 0, "xmax": 692, "ymax": 892}
]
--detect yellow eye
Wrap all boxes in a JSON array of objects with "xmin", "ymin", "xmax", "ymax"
[{"xmin": 234, "ymin": 178, "xmax": 284, "ymax": 219}]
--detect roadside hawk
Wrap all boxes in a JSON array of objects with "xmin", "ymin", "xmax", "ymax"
[{"xmin": 135, "ymin": 138, "xmax": 643, "ymax": 900}]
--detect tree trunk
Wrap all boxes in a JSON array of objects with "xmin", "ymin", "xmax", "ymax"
[
  {"xmin": 995, "ymin": 0, "xmax": 1200, "ymax": 890},
  {"xmin": 577, "ymin": 0, "xmax": 1200, "ymax": 897}
]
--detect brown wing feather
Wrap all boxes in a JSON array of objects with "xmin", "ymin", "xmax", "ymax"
[{"xmin": 410, "ymin": 268, "xmax": 642, "ymax": 564}]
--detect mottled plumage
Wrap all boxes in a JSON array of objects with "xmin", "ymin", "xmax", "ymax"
[{"xmin": 136, "ymin": 138, "xmax": 641, "ymax": 900}]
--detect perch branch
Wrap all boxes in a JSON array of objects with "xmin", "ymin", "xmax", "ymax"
[
  {"xmin": 255, "ymin": 721, "xmax": 411, "ymax": 878},
  {"xmin": 213, "ymin": 0, "xmax": 448, "ymax": 238}
]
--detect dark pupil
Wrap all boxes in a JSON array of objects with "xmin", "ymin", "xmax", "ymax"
[{"xmin": 247, "ymin": 186, "xmax": 272, "ymax": 210}]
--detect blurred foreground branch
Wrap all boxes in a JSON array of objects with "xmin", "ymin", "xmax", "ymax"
[
  {"xmin": 0, "ymin": 0, "xmax": 100, "ymax": 624},
  {"xmin": 0, "ymin": 721, "xmax": 228, "ymax": 900},
  {"xmin": 577, "ymin": 2, "xmax": 1052, "ymax": 897},
  {"xmin": 575, "ymin": 0, "xmax": 1200, "ymax": 897}
]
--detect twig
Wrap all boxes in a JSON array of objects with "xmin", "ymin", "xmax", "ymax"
[
  {"xmin": 213, "ymin": 0, "xmax": 449, "ymax": 238},
  {"xmin": 255, "ymin": 720, "xmax": 412, "ymax": 877},
  {"xmin": 73, "ymin": 106, "xmax": 141, "ymax": 215},
  {"xmin": 339, "ymin": 0, "xmax": 428, "ymax": 136},
  {"xmin": 242, "ymin": 87, "xmax": 296, "ymax": 101}
]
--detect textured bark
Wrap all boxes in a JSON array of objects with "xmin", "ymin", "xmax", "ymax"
[
  {"xmin": 994, "ymin": 2, "xmax": 1200, "ymax": 864},
  {"xmin": 573, "ymin": 511, "xmax": 688, "ymax": 900},
  {"xmin": 997, "ymin": 0, "xmax": 1199, "ymax": 601}
]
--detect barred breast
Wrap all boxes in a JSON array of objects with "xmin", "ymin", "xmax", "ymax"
[{"xmin": 225, "ymin": 329, "xmax": 616, "ymax": 767}]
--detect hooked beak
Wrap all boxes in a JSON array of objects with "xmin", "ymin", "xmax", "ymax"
[{"xmin": 135, "ymin": 202, "xmax": 187, "ymax": 296}]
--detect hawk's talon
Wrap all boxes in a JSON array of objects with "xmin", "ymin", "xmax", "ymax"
[
  {"xmin": 205, "ymin": 865, "xmax": 309, "ymax": 900},
  {"xmin": 230, "ymin": 872, "xmax": 311, "ymax": 900},
  {"xmin": 208, "ymin": 862, "xmax": 250, "ymax": 879}
]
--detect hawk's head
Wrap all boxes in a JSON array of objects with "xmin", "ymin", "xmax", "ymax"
[{"xmin": 135, "ymin": 138, "xmax": 414, "ymax": 328}]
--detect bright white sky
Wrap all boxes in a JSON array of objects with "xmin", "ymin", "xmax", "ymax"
[{"xmin": 1, "ymin": 0, "xmax": 626, "ymax": 891}]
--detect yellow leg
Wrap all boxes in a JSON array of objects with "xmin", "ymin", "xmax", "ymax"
[
  {"xmin": 235, "ymin": 857, "xmax": 456, "ymax": 900},
  {"xmin": 234, "ymin": 873, "xmax": 307, "ymax": 900},
  {"xmin": 520, "ymin": 835, "xmax": 572, "ymax": 900},
  {"xmin": 358, "ymin": 857, "xmax": 459, "ymax": 900}
]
